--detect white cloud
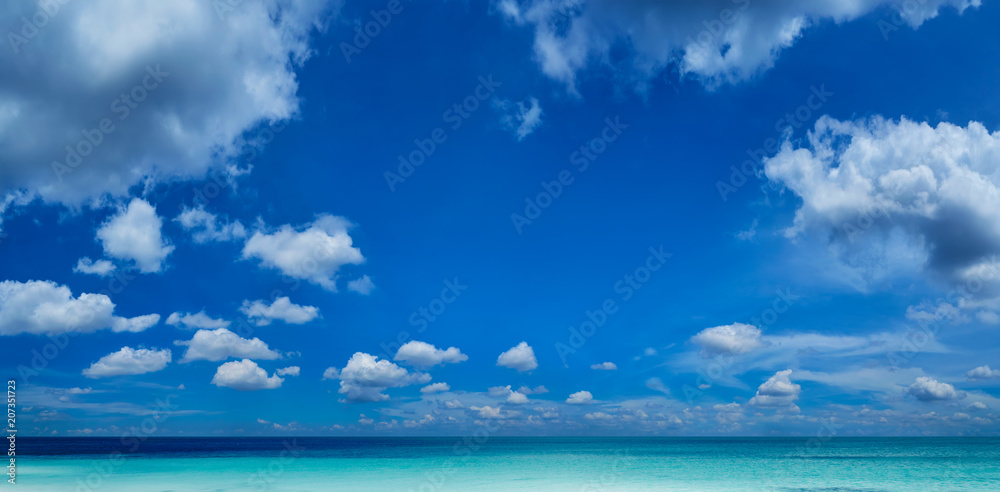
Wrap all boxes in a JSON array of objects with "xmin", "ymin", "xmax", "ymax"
[
  {"xmin": 165, "ymin": 311, "xmax": 230, "ymax": 330},
  {"xmin": 174, "ymin": 328, "xmax": 281, "ymax": 363},
  {"xmin": 0, "ymin": 280, "xmax": 159, "ymax": 336},
  {"xmin": 421, "ymin": 382, "xmax": 450, "ymax": 393},
  {"xmin": 584, "ymin": 412, "xmax": 613, "ymax": 421},
  {"xmin": 324, "ymin": 352, "xmax": 430, "ymax": 402},
  {"xmin": 748, "ymin": 369, "xmax": 801, "ymax": 409},
  {"xmin": 73, "ymin": 257, "xmax": 116, "ymax": 277},
  {"xmin": 276, "ymin": 366, "xmax": 300, "ymax": 377},
  {"xmin": 240, "ymin": 297, "xmax": 319, "ymax": 326},
  {"xmin": 590, "ymin": 362, "xmax": 617, "ymax": 370},
  {"xmin": 764, "ymin": 116, "xmax": 1000, "ymax": 291},
  {"xmin": 347, "ymin": 275, "xmax": 376, "ymax": 295},
  {"xmin": 967, "ymin": 401, "xmax": 988, "ymax": 411},
  {"xmin": 175, "ymin": 207, "xmax": 246, "ymax": 243},
  {"xmin": 241, "ymin": 215, "xmax": 365, "ymax": 291},
  {"xmin": 967, "ymin": 365, "xmax": 1000, "ymax": 380},
  {"xmin": 566, "ymin": 390, "xmax": 593, "ymax": 405},
  {"xmin": 691, "ymin": 323, "xmax": 762, "ymax": 355},
  {"xmin": 0, "ymin": 0, "xmax": 336, "ymax": 208},
  {"xmin": 494, "ymin": 97, "xmax": 543, "ymax": 141},
  {"xmin": 497, "ymin": 341, "xmax": 538, "ymax": 372},
  {"xmin": 96, "ymin": 198, "xmax": 173, "ymax": 273},
  {"xmin": 394, "ymin": 341, "xmax": 468, "ymax": 368},
  {"xmin": 907, "ymin": 376, "xmax": 966, "ymax": 402},
  {"xmin": 470, "ymin": 405, "xmax": 503, "ymax": 419},
  {"xmin": 83, "ymin": 347, "xmax": 171, "ymax": 378},
  {"xmin": 506, "ymin": 392, "xmax": 529, "ymax": 404},
  {"xmin": 211, "ymin": 359, "xmax": 283, "ymax": 391},
  {"xmin": 499, "ymin": 0, "xmax": 978, "ymax": 93}
]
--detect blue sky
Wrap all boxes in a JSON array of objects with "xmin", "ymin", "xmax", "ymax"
[{"xmin": 3, "ymin": 0, "xmax": 1000, "ymax": 436}]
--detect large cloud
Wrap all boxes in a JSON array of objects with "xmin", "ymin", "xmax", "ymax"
[
  {"xmin": 0, "ymin": 0, "xmax": 337, "ymax": 214},
  {"xmin": 242, "ymin": 215, "xmax": 365, "ymax": 291},
  {"xmin": 907, "ymin": 376, "xmax": 965, "ymax": 402},
  {"xmin": 0, "ymin": 280, "xmax": 159, "ymax": 336},
  {"xmin": 174, "ymin": 328, "xmax": 281, "ymax": 363},
  {"xmin": 323, "ymin": 352, "xmax": 430, "ymax": 402},
  {"xmin": 765, "ymin": 116, "xmax": 1000, "ymax": 296},
  {"xmin": 83, "ymin": 346, "xmax": 171, "ymax": 378},
  {"xmin": 498, "ymin": 0, "xmax": 978, "ymax": 92}
]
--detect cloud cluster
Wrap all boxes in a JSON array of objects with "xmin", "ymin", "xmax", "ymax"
[
  {"xmin": 498, "ymin": 0, "xmax": 978, "ymax": 92},
  {"xmin": 0, "ymin": 280, "xmax": 159, "ymax": 336},
  {"xmin": 0, "ymin": 0, "xmax": 337, "ymax": 210},
  {"xmin": 324, "ymin": 352, "xmax": 430, "ymax": 402},
  {"xmin": 175, "ymin": 207, "xmax": 247, "ymax": 243},
  {"xmin": 83, "ymin": 347, "xmax": 171, "ymax": 378},
  {"xmin": 765, "ymin": 116, "xmax": 1000, "ymax": 296}
]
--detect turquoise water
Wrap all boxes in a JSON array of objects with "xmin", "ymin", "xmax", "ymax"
[{"xmin": 15, "ymin": 437, "xmax": 1000, "ymax": 491}]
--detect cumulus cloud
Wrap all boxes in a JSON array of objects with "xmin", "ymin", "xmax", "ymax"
[
  {"xmin": 566, "ymin": 390, "xmax": 593, "ymax": 404},
  {"xmin": 174, "ymin": 328, "xmax": 281, "ymax": 363},
  {"xmin": 497, "ymin": 341, "xmax": 538, "ymax": 372},
  {"xmin": 276, "ymin": 366, "xmax": 300, "ymax": 377},
  {"xmin": 165, "ymin": 311, "xmax": 230, "ymax": 330},
  {"xmin": 907, "ymin": 376, "xmax": 966, "ymax": 402},
  {"xmin": 590, "ymin": 362, "xmax": 617, "ymax": 370},
  {"xmin": 73, "ymin": 257, "xmax": 116, "ymax": 277},
  {"xmin": 211, "ymin": 359, "xmax": 283, "ymax": 391},
  {"xmin": 394, "ymin": 341, "xmax": 468, "ymax": 368},
  {"xmin": 83, "ymin": 347, "xmax": 171, "ymax": 378},
  {"xmin": 0, "ymin": 280, "xmax": 159, "ymax": 336},
  {"xmin": 346, "ymin": 275, "xmax": 376, "ymax": 295},
  {"xmin": 470, "ymin": 405, "xmax": 503, "ymax": 419},
  {"xmin": 323, "ymin": 352, "xmax": 430, "ymax": 402},
  {"xmin": 421, "ymin": 382, "xmax": 450, "ymax": 393},
  {"xmin": 967, "ymin": 401, "xmax": 988, "ymax": 411},
  {"xmin": 966, "ymin": 365, "xmax": 1000, "ymax": 380},
  {"xmin": 748, "ymin": 369, "xmax": 801, "ymax": 409},
  {"xmin": 506, "ymin": 392, "xmax": 529, "ymax": 404},
  {"xmin": 691, "ymin": 323, "xmax": 763, "ymax": 355},
  {"xmin": 96, "ymin": 198, "xmax": 174, "ymax": 273},
  {"xmin": 494, "ymin": 97, "xmax": 543, "ymax": 140},
  {"xmin": 584, "ymin": 411, "xmax": 613, "ymax": 421},
  {"xmin": 241, "ymin": 215, "xmax": 365, "ymax": 291},
  {"xmin": 518, "ymin": 385, "xmax": 548, "ymax": 395},
  {"xmin": 0, "ymin": 0, "xmax": 336, "ymax": 211},
  {"xmin": 765, "ymin": 116, "xmax": 1000, "ymax": 292},
  {"xmin": 240, "ymin": 297, "xmax": 319, "ymax": 326},
  {"xmin": 498, "ymin": 0, "xmax": 978, "ymax": 93},
  {"xmin": 175, "ymin": 207, "xmax": 247, "ymax": 243}
]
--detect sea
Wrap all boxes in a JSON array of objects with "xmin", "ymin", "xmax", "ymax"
[{"xmin": 12, "ymin": 437, "xmax": 1000, "ymax": 491}]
